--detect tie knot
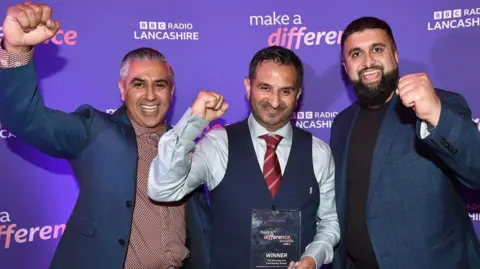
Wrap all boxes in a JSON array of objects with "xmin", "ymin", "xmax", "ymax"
[{"xmin": 260, "ymin": 134, "xmax": 283, "ymax": 149}]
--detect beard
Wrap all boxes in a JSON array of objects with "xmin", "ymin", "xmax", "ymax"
[{"xmin": 352, "ymin": 66, "xmax": 399, "ymax": 107}]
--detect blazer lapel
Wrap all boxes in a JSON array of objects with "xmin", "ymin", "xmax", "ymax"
[
  {"xmin": 366, "ymin": 94, "xmax": 402, "ymax": 209},
  {"xmin": 335, "ymin": 104, "xmax": 359, "ymax": 218},
  {"xmin": 112, "ymin": 105, "xmax": 138, "ymax": 185}
]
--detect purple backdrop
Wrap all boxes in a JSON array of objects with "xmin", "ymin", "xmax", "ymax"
[{"xmin": 1, "ymin": 0, "xmax": 479, "ymax": 268}]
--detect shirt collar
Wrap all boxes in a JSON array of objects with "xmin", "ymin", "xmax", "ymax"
[
  {"xmin": 129, "ymin": 117, "xmax": 167, "ymax": 137},
  {"xmin": 247, "ymin": 113, "xmax": 293, "ymax": 141}
]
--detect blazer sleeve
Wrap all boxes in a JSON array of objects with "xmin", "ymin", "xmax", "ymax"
[
  {"xmin": 0, "ymin": 62, "xmax": 93, "ymax": 159},
  {"xmin": 416, "ymin": 92, "xmax": 480, "ymax": 189}
]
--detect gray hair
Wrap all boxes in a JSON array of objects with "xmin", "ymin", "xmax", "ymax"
[{"xmin": 119, "ymin": 47, "xmax": 175, "ymax": 83}]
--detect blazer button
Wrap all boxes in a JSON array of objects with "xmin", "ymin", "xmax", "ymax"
[
  {"xmin": 118, "ymin": 239, "xmax": 126, "ymax": 245},
  {"xmin": 126, "ymin": 200, "xmax": 132, "ymax": 208}
]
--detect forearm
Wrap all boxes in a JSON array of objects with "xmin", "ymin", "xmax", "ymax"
[
  {"xmin": 301, "ymin": 203, "xmax": 340, "ymax": 267},
  {"xmin": 148, "ymin": 108, "xmax": 211, "ymax": 202}
]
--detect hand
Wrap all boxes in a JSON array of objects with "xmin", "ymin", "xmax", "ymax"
[
  {"xmin": 288, "ymin": 256, "xmax": 316, "ymax": 269},
  {"xmin": 2, "ymin": 2, "xmax": 60, "ymax": 52},
  {"xmin": 190, "ymin": 90, "xmax": 229, "ymax": 122},
  {"xmin": 396, "ymin": 73, "xmax": 441, "ymax": 127}
]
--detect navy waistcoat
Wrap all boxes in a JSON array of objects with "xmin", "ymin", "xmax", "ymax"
[{"xmin": 209, "ymin": 120, "xmax": 319, "ymax": 269}]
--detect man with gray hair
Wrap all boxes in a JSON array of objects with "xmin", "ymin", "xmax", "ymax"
[{"xmin": 0, "ymin": 2, "xmax": 210, "ymax": 269}]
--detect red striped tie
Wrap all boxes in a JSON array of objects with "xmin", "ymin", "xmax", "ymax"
[{"xmin": 260, "ymin": 134, "xmax": 283, "ymax": 198}]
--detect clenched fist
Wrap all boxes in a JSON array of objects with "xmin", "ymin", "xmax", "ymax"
[
  {"xmin": 2, "ymin": 2, "xmax": 60, "ymax": 52},
  {"xmin": 191, "ymin": 90, "xmax": 229, "ymax": 122},
  {"xmin": 396, "ymin": 73, "xmax": 441, "ymax": 127}
]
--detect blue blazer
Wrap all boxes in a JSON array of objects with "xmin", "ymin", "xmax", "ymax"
[
  {"xmin": 329, "ymin": 90, "xmax": 480, "ymax": 269},
  {"xmin": 0, "ymin": 62, "xmax": 211, "ymax": 269}
]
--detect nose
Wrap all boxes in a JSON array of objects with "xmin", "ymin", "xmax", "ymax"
[
  {"xmin": 268, "ymin": 91, "xmax": 281, "ymax": 109},
  {"xmin": 362, "ymin": 52, "xmax": 376, "ymax": 68},
  {"xmin": 145, "ymin": 85, "xmax": 155, "ymax": 101}
]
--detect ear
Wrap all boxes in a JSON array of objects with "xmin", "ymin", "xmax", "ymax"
[
  {"xmin": 244, "ymin": 78, "xmax": 251, "ymax": 100},
  {"xmin": 296, "ymin": 88, "xmax": 302, "ymax": 101},
  {"xmin": 170, "ymin": 85, "xmax": 176, "ymax": 101},
  {"xmin": 119, "ymin": 80, "xmax": 126, "ymax": 102},
  {"xmin": 394, "ymin": 50, "xmax": 399, "ymax": 63},
  {"xmin": 342, "ymin": 61, "xmax": 347, "ymax": 74}
]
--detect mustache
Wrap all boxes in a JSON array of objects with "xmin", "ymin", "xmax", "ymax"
[{"xmin": 260, "ymin": 101, "xmax": 287, "ymax": 110}]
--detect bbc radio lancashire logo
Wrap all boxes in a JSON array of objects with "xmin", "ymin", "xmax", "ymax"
[
  {"xmin": 249, "ymin": 12, "xmax": 343, "ymax": 50},
  {"xmin": 0, "ymin": 26, "xmax": 77, "ymax": 45},
  {"xmin": 427, "ymin": 8, "xmax": 480, "ymax": 31},
  {"xmin": 0, "ymin": 211, "xmax": 66, "ymax": 249},
  {"xmin": 466, "ymin": 203, "xmax": 480, "ymax": 223},
  {"xmin": 292, "ymin": 111, "xmax": 338, "ymax": 129},
  {"xmin": 134, "ymin": 21, "xmax": 199, "ymax": 41}
]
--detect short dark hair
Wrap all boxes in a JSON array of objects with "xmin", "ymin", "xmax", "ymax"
[
  {"xmin": 340, "ymin": 16, "xmax": 397, "ymax": 53},
  {"xmin": 248, "ymin": 45, "xmax": 304, "ymax": 89}
]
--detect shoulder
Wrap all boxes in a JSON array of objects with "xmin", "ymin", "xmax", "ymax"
[
  {"xmin": 311, "ymin": 134, "xmax": 333, "ymax": 159},
  {"xmin": 333, "ymin": 103, "xmax": 357, "ymax": 124},
  {"xmin": 293, "ymin": 125, "xmax": 333, "ymax": 159},
  {"xmin": 72, "ymin": 105, "xmax": 124, "ymax": 133}
]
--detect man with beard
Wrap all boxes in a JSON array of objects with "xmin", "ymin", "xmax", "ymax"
[
  {"xmin": 330, "ymin": 16, "xmax": 480, "ymax": 269},
  {"xmin": 147, "ymin": 45, "xmax": 340, "ymax": 269}
]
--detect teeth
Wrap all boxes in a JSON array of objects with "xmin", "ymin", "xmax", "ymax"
[
  {"xmin": 140, "ymin": 105, "xmax": 158, "ymax": 111},
  {"xmin": 363, "ymin": 70, "xmax": 380, "ymax": 76}
]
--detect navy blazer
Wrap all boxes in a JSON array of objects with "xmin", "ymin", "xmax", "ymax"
[
  {"xmin": 329, "ymin": 90, "xmax": 480, "ymax": 269},
  {"xmin": 0, "ymin": 62, "xmax": 210, "ymax": 269}
]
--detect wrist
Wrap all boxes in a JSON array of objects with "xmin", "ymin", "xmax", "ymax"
[
  {"xmin": 426, "ymin": 102, "xmax": 442, "ymax": 128},
  {"xmin": 189, "ymin": 106, "xmax": 209, "ymax": 122},
  {"xmin": 2, "ymin": 38, "xmax": 32, "ymax": 53}
]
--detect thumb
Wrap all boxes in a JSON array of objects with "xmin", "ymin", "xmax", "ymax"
[
  {"xmin": 44, "ymin": 19, "xmax": 60, "ymax": 38},
  {"xmin": 215, "ymin": 103, "xmax": 229, "ymax": 117}
]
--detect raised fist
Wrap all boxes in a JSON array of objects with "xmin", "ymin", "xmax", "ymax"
[
  {"xmin": 396, "ymin": 73, "xmax": 441, "ymax": 127},
  {"xmin": 191, "ymin": 90, "xmax": 229, "ymax": 122},
  {"xmin": 2, "ymin": 2, "xmax": 60, "ymax": 52}
]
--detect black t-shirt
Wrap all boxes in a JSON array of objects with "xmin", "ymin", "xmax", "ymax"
[{"xmin": 345, "ymin": 103, "xmax": 388, "ymax": 269}]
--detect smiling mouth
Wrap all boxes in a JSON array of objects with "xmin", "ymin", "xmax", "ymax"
[
  {"xmin": 361, "ymin": 69, "xmax": 382, "ymax": 81},
  {"xmin": 140, "ymin": 105, "xmax": 159, "ymax": 112}
]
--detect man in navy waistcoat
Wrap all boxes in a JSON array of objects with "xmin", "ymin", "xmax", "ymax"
[{"xmin": 147, "ymin": 46, "xmax": 340, "ymax": 269}]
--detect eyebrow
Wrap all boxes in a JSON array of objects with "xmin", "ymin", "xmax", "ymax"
[
  {"xmin": 257, "ymin": 82, "xmax": 296, "ymax": 91},
  {"xmin": 129, "ymin": 77, "xmax": 170, "ymax": 86},
  {"xmin": 348, "ymin": 42, "xmax": 387, "ymax": 56}
]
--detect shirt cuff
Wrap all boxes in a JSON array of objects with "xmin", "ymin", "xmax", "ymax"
[
  {"xmin": 0, "ymin": 38, "xmax": 34, "ymax": 68},
  {"xmin": 419, "ymin": 121, "xmax": 432, "ymax": 139},
  {"xmin": 301, "ymin": 245, "xmax": 326, "ymax": 268},
  {"xmin": 172, "ymin": 107, "xmax": 210, "ymax": 141}
]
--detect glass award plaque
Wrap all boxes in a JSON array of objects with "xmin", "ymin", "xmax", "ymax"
[{"xmin": 250, "ymin": 209, "xmax": 302, "ymax": 268}]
